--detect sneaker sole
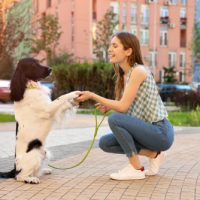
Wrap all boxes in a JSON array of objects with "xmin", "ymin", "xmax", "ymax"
[{"xmin": 110, "ymin": 175, "xmax": 145, "ymax": 181}]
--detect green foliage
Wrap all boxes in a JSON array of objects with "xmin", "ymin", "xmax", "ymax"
[
  {"xmin": 193, "ymin": 23, "xmax": 200, "ymax": 62},
  {"xmin": 93, "ymin": 9, "xmax": 118, "ymax": 61},
  {"xmin": 163, "ymin": 67, "xmax": 177, "ymax": 83},
  {"xmin": 32, "ymin": 14, "xmax": 62, "ymax": 64},
  {"xmin": 0, "ymin": 1, "xmax": 29, "ymax": 79},
  {"xmin": 190, "ymin": 107, "xmax": 200, "ymax": 126},
  {"xmin": 168, "ymin": 108, "xmax": 200, "ymax": 126},
  {"xmin": 0, "ymin": 113, "xmax": 15, "ymax": 122},
  {"xmin": 52, "ymin": 61, "xmax": 115, "ymax": 106},
  {"xmin": 49, "ymin": 52, "xmax": 75, "ymax": 66}
]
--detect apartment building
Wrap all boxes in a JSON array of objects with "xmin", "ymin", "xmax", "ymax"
[
  {"xmin": 193, "ymin": 0, "xmax": 200, "ymax": 82},
  {"xmin": 33, "ymin": 0, "xmax": 195, "ymax": 83}
]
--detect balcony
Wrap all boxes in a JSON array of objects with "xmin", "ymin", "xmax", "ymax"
[
  {"xmin": 180, "ymin": 17, "xmax": 187, "ymax": 25},
  {"xmin": 160, "ymin": 16, "xmax": 170, "ymax": 24},
  {"xmin": 93, "ymin": 12, "xmax": 97, "ymax": 21}
]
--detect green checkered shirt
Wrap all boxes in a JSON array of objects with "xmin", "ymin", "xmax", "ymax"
[{"xmin": 126, "ymin": 67, "xmax": 168, "ymax": 123}]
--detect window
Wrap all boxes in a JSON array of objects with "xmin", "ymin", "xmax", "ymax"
[
  {"xmin": 110, "ymin": 1, "xmax": 119, "ymax": 15},
  {"xmin": 141, "ymin": 5, "xmax": 149, "ymax": 25},
  {"xmin": 92, "ymin": 0, "xmax": 97, "ymax": 20},
  {"xmin": 149, "ymin": 51, "xmax": 157, "ymax": 67},
  {"xmin": 47, "ymin": 0, "xmax": 51, "ymax": 8},
  {"xmin": 181, "ymin": 0, "xmax": 187, "ymax": 5},
  {"xmin": 179, "ymin": 71, "xmax": 185, "ymax": 82},
  {"xmin": 160, "ymin": 7, "xmax": 169, "ymax": 17},
  {"xmin": 122, "ymin": 23, "xmax": 127, "ymax": 31},
  {"xmin": 180, "ymin": 8, "xmax": 186, "ymax": 18},
  {"xmin": 168, "ymin": 52, "xmax": 176, "ymax": 67},
  {"xmin": 130, "ymin": 25, "xmax": 137, "ymax": 35},
  {"xmin": 35, "ymin": 0, "xmax": 39, "ymax": 13},
  {"xmin": 169, "ymin": 0, "xmax": 176, "ymax": 5},
  {"xmin": 130, "ymin": 3, "xmax": 137, "ymax": 24},
  {"xmin": 160, "ymin": 31, "xmax": 168, "ymax": 46},
  {"xmin": 122, "ymin": 2, "xmax": 127, "ymax": 24},
  {"xmin": 71, "ymin": 11, "xmax": 75, "ymax": 47},
  {"xmin": 140, "ymin": 29, "xmax": 149, "ymax": 45},
  {"xmin": 180, "ymin": 52, "xmax": 186, "ymax": 67},
  {"xmin": 110, "ymin": 1, "xmax": 119, "ymax": 23}
]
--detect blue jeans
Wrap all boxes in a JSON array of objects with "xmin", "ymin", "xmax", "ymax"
[{"xmin": 99, "ymin": 112, "xmax": 174, "ymax": 157}]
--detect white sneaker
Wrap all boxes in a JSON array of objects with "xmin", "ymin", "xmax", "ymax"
[
  {"xmin": 110, "ymin": 164, "xmax": 145, "ymax": 180},
  {"xmin": 145, "ymin": 152, "xmax": 166, "ymax": 176}
]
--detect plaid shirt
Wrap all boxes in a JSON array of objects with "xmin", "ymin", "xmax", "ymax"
[{"xmin": 126, "ymin": 67, "xmax": 168, "ymax": 123}]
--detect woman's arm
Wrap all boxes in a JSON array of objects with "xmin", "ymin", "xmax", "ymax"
[{"xmin": 78, "ymin": 66, "xmax": 147, "ymax": 113}]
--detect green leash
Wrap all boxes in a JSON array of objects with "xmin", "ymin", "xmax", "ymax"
[{"xmin": 48, "ymin": 109, "xmax": 106, "ymax": 170}]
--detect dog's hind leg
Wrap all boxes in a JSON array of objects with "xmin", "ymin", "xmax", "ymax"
[{"xmin": 16, "ymin": 150, "xmax": 43, "ymax": 184}]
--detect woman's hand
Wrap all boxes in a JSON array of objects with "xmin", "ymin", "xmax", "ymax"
[
  {"xmin": 95, "ymin": 103, "xmax": 110, "ymax": 113},
  {"xmin": 76, "ymin": 91, "xmax": 93, "ymax": 102}
]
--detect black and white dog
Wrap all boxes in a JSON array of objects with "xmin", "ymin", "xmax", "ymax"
[{"xmin": 0, "ymin": 58, "xmax": 79, "ymax": 184}]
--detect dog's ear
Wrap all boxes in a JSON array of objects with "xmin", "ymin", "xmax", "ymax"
[{"xmin": 10, "ymin": 63, "xmax": 27, "ymax": 102}]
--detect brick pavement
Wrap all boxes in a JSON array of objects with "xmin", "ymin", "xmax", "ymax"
[{"xmin": 0, "ymin": 117, "xmax": 200, "ymax": 199}]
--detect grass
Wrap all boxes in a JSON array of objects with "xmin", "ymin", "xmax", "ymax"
[
  {"xmin": 0, "ymin": 113, "xmax": 15, "ymax": 122},
  {"xmin": 168, "ymin": 108, "xmax": 200, "ymax": 126},
  {"xmin": 0, "ymin": 109, "xmax": 200, "ymax": 126}
]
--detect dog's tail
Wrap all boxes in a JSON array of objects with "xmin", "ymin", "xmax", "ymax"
[{"xmin": 0, "ymin": 168, "xmax": 16, "ymax": 179}]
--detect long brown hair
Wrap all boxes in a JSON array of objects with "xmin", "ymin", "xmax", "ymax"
[{"xmin": 113, "ymin": 32, "xmax": 144, "ymax": 100}]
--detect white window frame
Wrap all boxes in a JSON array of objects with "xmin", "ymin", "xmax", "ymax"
[
  {"xmin": 141, "ymin": 5, "xmax": 149, "ymax": 25},
  {"xmin": 110, "ymin": 2, "xmax": 119, "ymax": 15},
  {"xmin": 122, "ymin": 2, "xmax": 127, "ymax": 24},
  {"xmin": 130, "ymin": 25, "xmax": 137, "ymax": 36},
  {"xmin": 180, "ymin": 52, "xmax": 186, "ymax": 68},
  {"xmin": 160, "ymin": 31, "xmax": 168, "ymax": 46},
  {"xmin": 168, "ymin": 52, "xmax": 176, "ymax": 68},
  {"xmin": 130, "ymin": 3, "xmax": 137, "ymax": 24},
  {"xmin": 169, "ymin": 0, "xmax": 177, "ymax": 5},
  {"xmin": 181, "ymin": 0, "xmax": 187, "ymax": 5},
  {"xmin": 180, "ymin": 8, "xmax": 186, "ymax": 18},
  {"xmin": 140, "ymin": 29, "xmax": 149, "ymax": 45},
  {"xmin": 160, "ymin": 7, "xmax": 169, "ymax": 17},
  {"xmin": 110, "ymin": 1, "xmax": 119, "ymax": 32},
  {"xmin": 149, "ymin": 51, "xmax": 157, "ymax": 67}
]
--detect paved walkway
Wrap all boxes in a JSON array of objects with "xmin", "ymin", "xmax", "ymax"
[{"xmin": 0, "ymin": 113, "xmax": 200, "ymax": 200}]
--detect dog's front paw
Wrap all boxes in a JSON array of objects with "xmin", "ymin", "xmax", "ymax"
[
  {"xmin": 24, "ymin": 177, "xmax": 40, "ymax": 184},
  {"xmin": 66, "ymin": 91, "xmax": 81, "ymax": 100}
]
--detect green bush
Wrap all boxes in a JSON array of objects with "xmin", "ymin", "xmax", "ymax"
[{"xmin": 52, "ymin": 61, "xmax": 115, "ymax": 107}]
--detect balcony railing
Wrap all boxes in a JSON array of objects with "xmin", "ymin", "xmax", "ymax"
[
  {"xmin": 160, "ymin": 16, "xmax": 170, "ymax": 24},
  {"xmin": 180, "ymin": 17, "xmax": 187, "ymax": 25}
]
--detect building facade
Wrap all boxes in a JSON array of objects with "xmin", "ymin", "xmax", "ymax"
[
  {"xmin": 32, "ymin": 0, "xmax": 195, "ymax": 83},
  {"xmin": 193, "ymin": 0, "xmax": 200, "ymax": 83}
]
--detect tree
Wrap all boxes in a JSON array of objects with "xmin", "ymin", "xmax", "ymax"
[
  {"xmin": 192, "ymin": 23, "xmax": 200, "ymax": 62},
  {"xmin": 93, "ymin": 9, "xmax": 118, "ymax": 61},
  {"xmin": 163, "ymin": 67, "xmax": 177, "ymax": 83},
  {"xmin": 32, "ymin": 14, "xmax": 62, "ymax": 64},
  {"xmin": 0, "ymin": 2, "xmax": 27, "ymax": 79}
]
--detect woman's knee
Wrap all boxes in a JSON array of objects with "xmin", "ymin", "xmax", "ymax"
[
  {"xmin": 99, "ymin": 135, "xmax": 108, "ymax": 151},
  {"xmin": 108, "ymin": 112, "xmax": 122, "ymax": 127}
]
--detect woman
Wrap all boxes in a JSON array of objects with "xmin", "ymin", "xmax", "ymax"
[{"xmin": 77, "ymin": 32, "xmax": 174, "ymax": 180}]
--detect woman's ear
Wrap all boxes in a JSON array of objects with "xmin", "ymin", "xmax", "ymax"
[{"xmin": 126, "ymin": 48, "xmax": 133, "ymax": 57}]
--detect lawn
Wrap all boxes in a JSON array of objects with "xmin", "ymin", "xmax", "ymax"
[
  {"xmin": 0, "ymin": 113, "xmax": 15, "ymax": 122},
  {"xmin": 0, "ymin": 109, "xmax": 200, "ymax": 126}
]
